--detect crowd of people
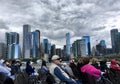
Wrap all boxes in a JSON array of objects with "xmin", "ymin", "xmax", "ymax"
[{"xmin": 0, "ymin": 55, "xmax": 120, "ymax": 84}]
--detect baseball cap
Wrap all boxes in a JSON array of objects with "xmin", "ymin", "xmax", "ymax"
[{"xmin": 51, "ymin": 55, "xmax": 60, "ymax": 61}]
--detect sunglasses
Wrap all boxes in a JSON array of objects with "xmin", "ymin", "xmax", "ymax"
[{"xmin": 56, "ymin": 58, "xmax": 61, "ymax": 60}]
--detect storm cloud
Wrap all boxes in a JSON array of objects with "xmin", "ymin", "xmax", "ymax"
[{"xmin": 0, "ymin": 0, "xmax": 120, "ymax": 48}]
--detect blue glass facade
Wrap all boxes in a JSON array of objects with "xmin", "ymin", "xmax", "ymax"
[
  {"xmin": 14, "ymin": 44, "xmax": 19, "ymax": 59},
  {"xmin": 110, "ymin": 29, "xmax": 118, "ymax": 53},
  {"xmin": 100, "ymin": 40, "xmax": 106, "ymax": 48},
  {"xmin": 82, "ymin": 36, "xmax": 91, "ymax": 56},
  {"xmin": 66, "ymin": 33, "xmax": 71, "ymax": 56},
  {"xmin": 43, "ymin": 39, "xmax": 49, "ymax": 54},
  {"xmin": 6, "ymin": 32, "xmax": 19, "ymax": 59}
]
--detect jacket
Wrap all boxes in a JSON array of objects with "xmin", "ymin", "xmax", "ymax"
[{"xmin": 81, "ymin": 64, "xmax": 101, "ymax": 78}]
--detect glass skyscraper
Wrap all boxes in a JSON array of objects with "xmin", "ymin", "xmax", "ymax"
[
  {"xmin": 23, "ymin": 24, "xmax": 31, "ymax": 58},
  {"xmin": 110, "ymin": 29, "xmax": 118, "ymax": 53},
  {"xmin": 43, "ymin": 39, "xmax": 49, "ymax": 54},
  {"xmin": 66, "ymin": 33, "xmax": 71, "ymax": 56},
  {"xmin": 82, "ymin": 36, "xmax": 91, "ymax": 56},
  {"xmin": 31, "ymin": 30, "xmax": 40, "ymax": 58},
  {"xmin": 5, "ymin": 32, "xmax": 20, "ymax": 59},
  {"xmin": 100, "ymin": 40, "xmax": 106, "ymax": 48}
]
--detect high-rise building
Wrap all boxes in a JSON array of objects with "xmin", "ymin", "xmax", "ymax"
[
  {"xmin": 63, "ymin": 45, "xmax": 66, "ymax": 57},
  {"xmin": 12, "ymin": 44, "xmax": 20, "ymax": 59},
  {"xmin": 96, "ymin": 40, "xmax": 107, "ymax": 56},
  {"xmin": 43, "ymin": 39, "xmax": 49, "ymax": 54},
  {"xmin": 66, "ymin": 33, "xmax": 71, "ymax": 56},
  {"xmin": 23, "ymin": 24, "xmax": 31, "ymax": 58},
  {"xmin": 72, "ymin": 41, "xmax": 77, "ymax": 57},
  {"xmin": 82, "ymin": 36, "xmax": 91, "ymax": 56},
  {"xmin": 0, "ymin": 43, "xmax": 6, "ymax": 59},
  {"xmin": 51, "ymin": 44, "xmax": 56, "ymax": 57},
  {"xmin": 115, "ymin": 32, "xmax": 120, "ymax": 53},
  {"xmin": 100, "ymin": 40, "xmax": 106, "ymax": 48},
  {"xmin": 80, "ymin": 39, "xmax": 86, "ymax": 57},
  {"xmin": 31, "ymin": 30, "xmax": 40, "ymax": 58},
  {"xmin": 56, "ymin": 48, "xmax": 62, "ymax": 57},
  {"xmin": 5, "ymin": 32, "xmax": 19, "ymax": 45},
  {"xmin": 71, "ymin": 39, "xmax": 86, "ymax": 57},
  {"xmin": 5, "ymin": 32, "xmax": 20, "ymax": 59},
  {"xmin": 110, "ymin": 29, "xmax": 118, "ymax": 53}
]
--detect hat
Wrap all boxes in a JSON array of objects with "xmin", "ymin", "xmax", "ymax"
[{"xmin": 51, "ymin": 55, "xmax": 60, "ymax": 61}]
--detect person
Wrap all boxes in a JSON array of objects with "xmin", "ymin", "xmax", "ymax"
[
  {"xmin": 91, "ymin": 58, "xmax": 100, "ymax": 69},
  {"xmin": 77, "ymin": 58, "xmax": 84, "ymax": 80},
  {"xmin": 25, "ymin": 61, "xmax": 35, "ymax": 75},
  {"xmin": 62, "ymin": 63, "xmax": 75, "ymax": 78},
  {"xmin": 81, "ymin": 57, "xmax": 102, "ymax": 78},
  {"xmin": 10, "ymin": 60, "xmax": 21, "ymax": 75},
  {"xmin": 99, "ymin": 58, "xmax": 108, "ymax": 72},
  {"xmin": 110, "ymin": 59, "xmax": 120, "ymax": 71},
  {"xmin": 49, "ymin": 55, "xmax": 79, "ymax": 84},
  {"xmin": 0, "ymin": 60, "xmax": 14, "ymax": 84},
  {"xmin": 69, "ymin": 59, "xmax": 81, "ymax": 79},
  {"xmin": 41, "ymin": 59, "xmax": 49, "ymax": 74},
  {"xmin": 0, "ymin": 60, "xmax": 11, "ymax": 76}
]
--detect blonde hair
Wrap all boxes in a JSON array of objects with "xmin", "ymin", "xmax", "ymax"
[
  {"xmin": 78, "ymin": 58, "xmax": 83, "ymax": 63},
  {"xmin": 92, "ymin": 58, "xmax": 98, "ymax": 64}
]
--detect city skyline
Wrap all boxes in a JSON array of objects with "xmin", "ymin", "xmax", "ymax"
[{"xmin": 0, "ymin": 0, "xmax": 120, "ymax": 48}]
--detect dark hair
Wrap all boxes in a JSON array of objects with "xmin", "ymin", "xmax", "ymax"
[
  {"xmin": 11, "ymin": 60, "xmax": 16, "ymax": 64},
  {"xmin": 3, "ymin": 60, "xmax": 8, "ymax": 64},
  {"xmin": 82, "ymin": 57, "xmax": 90, "ymax": 64},
  {"xmin": 42, "ymin": 60, "xmax": 46, "ymax": 66}
]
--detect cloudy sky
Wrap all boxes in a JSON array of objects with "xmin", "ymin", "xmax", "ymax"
[{"xmin": 0, "ymin": 0, "xmax": 120, "ymax": 48}]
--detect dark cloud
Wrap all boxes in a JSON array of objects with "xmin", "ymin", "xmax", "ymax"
[
  {"xmin": 91, "ymin": 26, "xmax": 106, "ymax": 31},
  {"xmin": 0, "ymin": 0, "xmax": 119, "ymax": 47},
  {"xmin": 0, "ymin": 20, "xmax": 9, "ymax": 30}
]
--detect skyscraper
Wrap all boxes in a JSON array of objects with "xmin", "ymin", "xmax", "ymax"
[
  {"xmin": 71, "ymin": 39, "xmax": 86, "ymax": 57},
  {"xmin": 43, "ymin": 39, "xmax": 49, "ymax": 54},
  {"xmin": 31, "ymin": 30, "xmax": 40, "ymax": 58},
  {"xmin": 51, "ymin": 44, "xmax": 56, "ymax": 57},
  {"xmin": 110, "ymin": 29, "xmax": 118, "ymax": 53},
  {"xmin": 0, "ymin": 43, "xmax": 6, "ymax": 59},
  {"xmin": 115, "ymin": 32, "xmax": 120, "ymax": 53},
  {"xmin": 80, "ymin": 39, "xmax": 86, "ymax": 57},
  {"xmin": 66, "ymin": 33, "xmax": 71, "ymax": 56},
  {"xmin": 31, "ymin": 31, "xmax": 36, "ymax": 58},
  {"xmin": 100, "ymin": 40, "xmax": 106, "ymax": 48},
  {"xmin": 23, "ymin": 24, "xmax": 31, "ymax": 58},
  {"xmin": 82, "ymin": 36, "xmax": 91, "ymax": 56},
  {"xmin": 5, "ymin": 32, "xmax": 20, "ymax": 59}
]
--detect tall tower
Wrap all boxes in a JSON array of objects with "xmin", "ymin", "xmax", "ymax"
[
  {"xmin": 43, "ymin": 39, "xmax": 49, "ymax": 54},
  {"xmin": 51, "ymin": 44, "xmax": 56, "ymax": 57},
  {"xmin": 110, "ymin": 29, "xmax": 118, "ymax": 53},
  {"xmin": 66, "ymin": 33, "xmax": 71, "ymax": 56},
  {"xmin": 31, "ymin": 30, "xmax": 40, "ymax": 58},
  {"xmin": 82, "ymin": 36, "xmax": 91, "ymax": 56},
  {"xmin": 5, "ymin": 32, "xmax": 20, "ymax": 59},
  {"xmin": 23, "ymin": 24, "xmax": 31, "ymax": 58}
]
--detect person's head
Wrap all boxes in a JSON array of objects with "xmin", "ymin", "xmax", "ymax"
[
  {"xmin": 92, "ymin": 58, "xmax": 98, "ymax": 64},
  {"xmin": 82, "ymin": 57, "xmax": 90, "ymax": 65},
  {"xmin": 3, "ymin": 60, "xmax": 10, "ymax": 66},
  {"xmin": 26, "ymin": 61, "xmax": 32, "ymax": 66},
  {"xmin": 99, "ymin": 58, "xmax": 107, "ymax": 65},
  {"xmin": 42, "ymin": 59, "xmax": 46, "ymax": 66},
  {"xmin": 11, "ymin": 60, "xmax": 16, "ymax": 64},
  {"xmin": 78, "ymin": 58, "xmax": 83, "ymax": 63},
  {"xmin": 51, "ymin": 55, "xmax": 61, "ymax": 65},
  {"xmin": 110, "ymin": 59, "xmax": 117, "ymax": 65}
]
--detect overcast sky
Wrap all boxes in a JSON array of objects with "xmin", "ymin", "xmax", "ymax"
[{"xmin": 0, "ymin": 0, "xmax": 120, "ymax": 48}]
